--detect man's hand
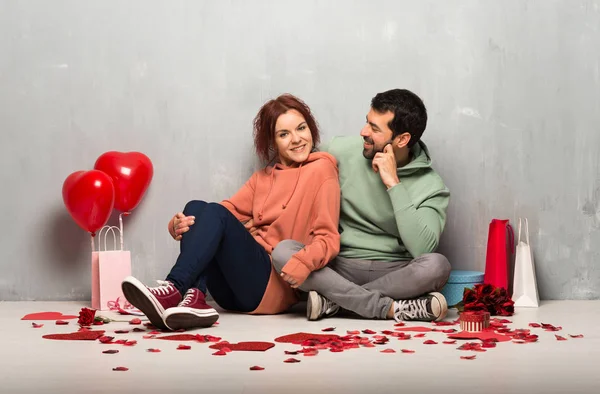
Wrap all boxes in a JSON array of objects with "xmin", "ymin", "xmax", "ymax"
[
  {"xmin": 169, "ymin": 212, "xmax": 195, "ymax": 241},
  {"xmin": 280, "ymin": 272, "xmax": 299, "ymax": 289},
  {"xmin": 372, "ymin": 144, "xmax": 400, "ymax": 189}
]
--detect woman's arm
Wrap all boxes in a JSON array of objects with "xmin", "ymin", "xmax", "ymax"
[{"xmin": 281, "ymin": 176, "xmax": 340, "ymax": 286}]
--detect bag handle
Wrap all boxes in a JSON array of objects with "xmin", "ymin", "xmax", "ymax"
[
  {"xmin": 507, "ymin": 222, "xmax": 515, "ymax": 254},
  {"xmin": 97, "ymin": 226, "xmax": 122, "ymax": 251},
  {"xmin": 517, "ymin": 218, "xmax": 530, "ymax": 245},
  {"xmin": 90, "ymin": 212, "xmax": 128, "ymax": 252}
]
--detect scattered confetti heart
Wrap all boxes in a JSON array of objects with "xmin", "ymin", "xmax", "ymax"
[
  {"xmin": 99, "ymin": 336, "xmax": 115, "ymax": 343},
  {"xmin": 212, "ymin": 350, "xmax": 227, "ymax": 356},
  {"xmin": 177, "ymin": 344, "xmax": 191, "ymax": 350},
  {"xmin": 461, "ymin": 355, "xmax": 476, "ymax": 360},
  {"xmin": 569, "ymin": 334, "xmax": 584, "ymax": 338},
  {"xmin": 133, "ymin": 328, "xmax": 146, "ymax": 332},
  {"xmin": 21, "ymin": 312, "xmax": 78, "ymax": 321},
  {"xmin": 529, "ymin": 323, "xmax": 541, "ymax": 328},
  {"xmin": 362, "ymin": 329, "xmax": 377, "ymax": 334},
  {"xmin": 114, "ymin": 330, "xmax": 129, "ymax": 334},
  {"xmin": 284, "ymin": 358, "xmax": 301, "ymax": 363},
  {"xmin": 32, "ymin": 323, "xmax": 43, "ymax": 328},
  {"xmin": 400, "ymin": 349, "xmax": 415, "ymax": 353},
  {"xmin": 423, "ymin": 340, "xmax": 438, "ymax": 345},
  {"xmin": 284, "ymin": 350, "xmax": 298, "ymax": 355},
  {"xmin": 321, "ymin": 327, "xmax": 336, "ymax": 332},
  {"xmin": 249, "ymin": 366, "xmax": 264, "ymax": 371},
  {"xmin": 346, "ymin": 330, "xmax": 360, "ymax": 335},
  {"xmin": 555, "ymin": 335, "xmax": 567, "ymax": 341},
  {"xmin": 129, "ymin": 318, "xmax": 142, "ymax": 325},
  {"xmin": 112, "ymin": 366, "xmax": 128, "ymax": 371},
  {"xmin": 55, "ymin": 320, "xmax": 69, "ymax": 325},
  {"xmin": 102, "ymin": 350, "xmax": 119, "ymax": 354},
  {"xmin": 43, "ymin": 330, "xmax": 106, "ymax": 341},
  {"xmin": 380, "ymin": 348, "xmax": 396, "ymax": 353},
  {"xmin": 414, "ymin": 333, "xmax": 426, "ymax": 338},
  {"xmin": 396, "ymin": 327, "xmax": 432, "ymax": 332},
  {"xmin": 124, "ymin": 340, "xmax": 137, "ymax": 346},
  {"xmin": 442, "ymin": 340, "xmax": 457, "ymax": 345},
  {"xmin": 394, "ymin": 322, "xmax": 405, "ymax": 327},
  {"xmin": 147, "ymin": 348, "xmax": 161, "ymax": 353},
  {"xmin": 209, "ymin": 342, "xmax": 274, "ymax": 352}
]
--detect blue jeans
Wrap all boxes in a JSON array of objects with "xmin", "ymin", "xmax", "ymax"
[{"xmin": 165, "ymin": 201, "xmax": 271, "ymax": 312}]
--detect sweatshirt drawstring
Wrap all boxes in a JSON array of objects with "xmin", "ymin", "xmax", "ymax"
[
  {"xmin": 257, "ymin": 161, "xmax": 305, "ymax": 219},
  {"xmin": 257, "ymin": 167, "xmax": 276, "ymax": 221},
  {"xmin": 282, "ymin": 162, "xmax": 303, "ymax": 210}
]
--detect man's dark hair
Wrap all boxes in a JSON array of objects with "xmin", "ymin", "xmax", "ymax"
[{"xmin": 371, "ymin": 89, "xmax": 427, "ymax": 147}]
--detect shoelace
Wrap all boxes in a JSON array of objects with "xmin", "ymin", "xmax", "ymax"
[
  {"xmin": 149, "ymin": 280, "xmax": 176, "ymax": 296},
  {"xmin": 394, "ymin": 298, "xmax": 430, "ymax": 321},
  {"xmin": 179, "ymin": 290, "xmax": 196, "ymax": 307},
  {"xmin": 321, "ymin": 297, "xmax": 339, "ymax": 315}
]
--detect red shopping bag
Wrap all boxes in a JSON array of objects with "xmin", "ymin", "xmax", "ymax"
[{"xmin": 484, "ymin": 219, "xmax": 515, "ymax": 294}]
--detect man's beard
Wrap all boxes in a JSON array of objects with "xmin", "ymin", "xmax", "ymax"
[{"xmin": 362, "ymin": 137, "xmax": 385, "ymax": 159}]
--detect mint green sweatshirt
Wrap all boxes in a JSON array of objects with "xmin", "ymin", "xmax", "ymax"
[{"xmin": 322, "ymin": 136, "xmax": 449, "ymax": 261}]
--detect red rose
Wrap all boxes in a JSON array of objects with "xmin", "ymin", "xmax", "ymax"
[
  {"xmin": 475, "ymin": 284, "xmax": 494, "ymax": 299},
  {"xmin": 463, "ymin": 288, "xmax": 478, "ymax": 304},
  {"xmin": 464, "ymin": 302, "xmax": 487, "ymax": 312},
  {"xmin": 78, "ymin": 307, "xmax": 96, "ymax": 326}
]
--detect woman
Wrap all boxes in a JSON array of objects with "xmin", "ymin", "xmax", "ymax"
[{"xmin": 122, "ymin": 94, "xmax": 340, "ymax": 331}]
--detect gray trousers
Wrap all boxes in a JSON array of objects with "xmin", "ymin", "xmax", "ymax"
[{"xmin": 271, "ymin": 240, "xmax": 451, "ymax": 319}]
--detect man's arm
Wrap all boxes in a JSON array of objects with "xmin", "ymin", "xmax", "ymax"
[{"xmin": 387, "ymin": 184, "xmax": 450, "ymax": 258}]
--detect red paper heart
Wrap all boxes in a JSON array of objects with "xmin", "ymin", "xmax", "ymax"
[
  {"xmin": 155, "ymin": 334, "xmax": 198, "ymax": 341},
  {"xmin": 395, "ymin": 326, "xmax": 432, "ymax": 332},
  {"xmin": 274, "ymin": 332, "xmax": 340, "ymax": 344},
  {"xmin": 43, "ymin": 330, "xmax": 106, "ymax": 340},
  {"xmin": 209, "ymin": 342, "xmax": 275, "ymax": 352},
  {"xmin": 447, "ymin": 329, "xmax": 511, "ymax": 342},
  {"xmin": 21, "ymin": 312, "xmax": 78, "ymax": 320},
  {"xmin": 94, "ymin": 151, "xmax": 153, "ymax": 212}
]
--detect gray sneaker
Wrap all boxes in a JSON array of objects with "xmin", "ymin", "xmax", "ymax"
[
  {"xmin": 392, "ymin": 292, "xmax": 448, "ymax": 322},
  {"xmin": 307, "ymin": 291, "xmax": 340, "ymax": 321}
]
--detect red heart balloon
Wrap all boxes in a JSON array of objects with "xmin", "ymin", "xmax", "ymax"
[
  {"xmin": 62, "ymin": 170, "xmax": 115, "ymax": 235},
  {"xmin": 94, "ymin": 152, "xmax": 154, "ymax": 212}
]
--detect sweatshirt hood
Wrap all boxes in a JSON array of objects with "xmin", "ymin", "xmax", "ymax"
[{"xmin": 257, "ymin": 151, "xmax": 338, "ymax": 220}]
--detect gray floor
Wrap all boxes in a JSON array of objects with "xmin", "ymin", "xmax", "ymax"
[{"xmin": 1, "ymin": 300, "xmax": 599, "ymax": 394}]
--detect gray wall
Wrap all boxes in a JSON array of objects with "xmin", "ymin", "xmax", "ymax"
[{"xmin": 1, "ymin": 0, "xmax": 599, "ymax": 301}]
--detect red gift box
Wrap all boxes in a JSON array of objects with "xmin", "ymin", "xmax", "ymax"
[{"xmin": 459, "ymin": 311, "xmax": 490, "ymax": 332}]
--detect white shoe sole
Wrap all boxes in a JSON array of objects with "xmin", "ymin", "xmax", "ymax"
[
  {"xmin": 429, "ymin": 292, "xmax": 448, "ymax": 321},
  {"xmin": 121, "ymin": 276, "xmax": 168, "ymax": 330},
  {"xmin": 307, "ymin": 291, "xmax": 321, "ymax": 321},
  {"xmin": 163, "ymin": 307, "xmax": 220, "ymax": 331}
]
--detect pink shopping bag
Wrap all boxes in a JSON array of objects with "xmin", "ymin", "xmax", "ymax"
[{"xmin": 91, "ymin": 226, "xmax": 131, "ymax": 310}]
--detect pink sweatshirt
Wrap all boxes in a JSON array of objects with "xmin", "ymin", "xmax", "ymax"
[{"xmin": 220, "ymin": 151, "xmax": 340, "ymax": 314}]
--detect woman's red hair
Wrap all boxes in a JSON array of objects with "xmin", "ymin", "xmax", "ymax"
[{"xmin": 253, "ymin": 94, "xmax": 320, "ymax": 163}]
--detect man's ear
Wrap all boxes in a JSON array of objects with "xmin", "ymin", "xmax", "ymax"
[{"xmin": 394, "ymin": 133, "xmax": 411, "ymax": 149}]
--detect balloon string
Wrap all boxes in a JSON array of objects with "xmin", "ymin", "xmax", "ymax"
[
  {"xmin": 91, "ymin": 234, "xmax": 95, "ymax": 252},
  {"xmin": 119, "ymin": 212, "xmax": 130, "ymax": 251}
]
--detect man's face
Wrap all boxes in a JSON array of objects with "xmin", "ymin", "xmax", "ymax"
[{"xmin": 360, "ymin": 108, "xmax": 395, "ymax": 159}]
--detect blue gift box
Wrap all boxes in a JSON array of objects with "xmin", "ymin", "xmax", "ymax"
[{"xmin": 441, "ymin": 270, "xmax": 485, "ymax": 307}]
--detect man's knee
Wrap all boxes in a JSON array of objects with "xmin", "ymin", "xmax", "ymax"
[
  {"xmin": 271, "ymin": 240, "xmax": 305, "ymax": 273},
  {"xmin": 423, "ymin": 253, "xmax": 451, "ymax": 290}
]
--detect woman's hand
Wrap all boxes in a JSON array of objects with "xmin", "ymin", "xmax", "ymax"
[
  {"xmin": 280, "ymin": 272, "xmax": 299, "ymax": 289},
  {"xmin": 244, "ymin": 218, "xmax": 258, "ymax": 236},
  {"xmin": 169, "ymin": 212, "xmax": 195, "ymax": 241}
]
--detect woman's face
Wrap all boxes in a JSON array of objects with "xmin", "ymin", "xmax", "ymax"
[{"xmin": 273, "ymin": 109, "xmax": 313, "ymax": 166}]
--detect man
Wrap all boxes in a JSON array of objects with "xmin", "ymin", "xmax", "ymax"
[{"xmin": 272, "ymin": 88, "xmax": 451, "ymax": 322}]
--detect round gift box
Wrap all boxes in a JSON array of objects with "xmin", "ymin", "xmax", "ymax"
[{"xmin": 459, "ymin": 311, "xmax": 490, "ymax": 332}]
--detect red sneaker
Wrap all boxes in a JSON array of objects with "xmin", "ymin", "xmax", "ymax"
[
  {"xmin": 121, "ymin": 276, "xmax": 181, "ymax": 330},
  {"xmin": 163, "ymin": 288, "xmax": 219, "ymax": 330}
]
